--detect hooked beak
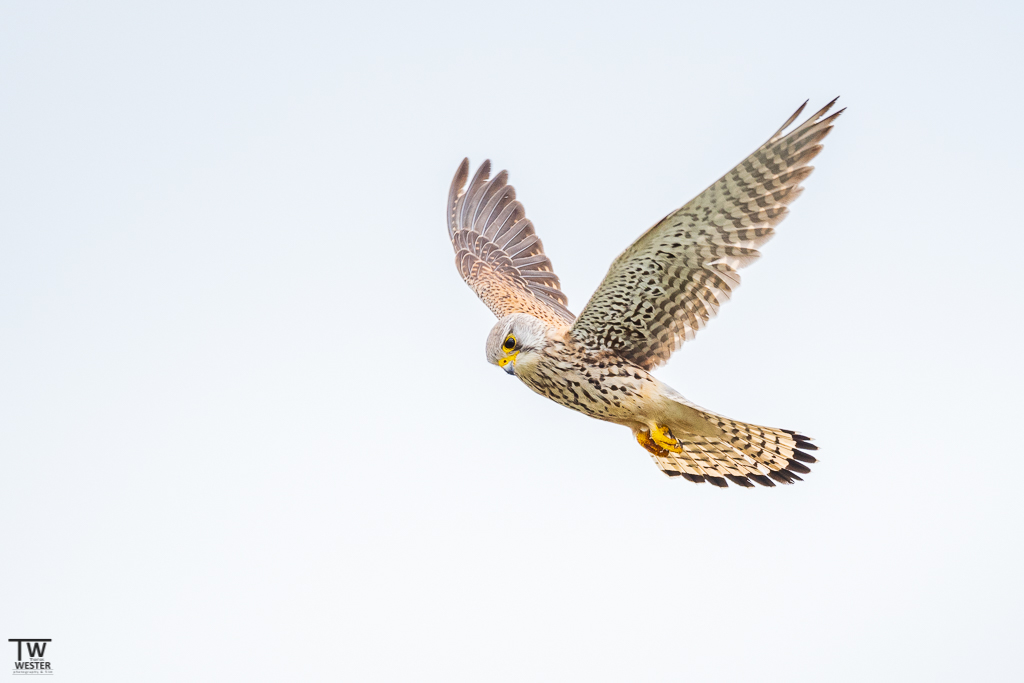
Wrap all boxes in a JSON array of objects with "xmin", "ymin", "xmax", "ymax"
[{"xmin": 497, "ymin": 352, "xmax": 518, "ymax": 376}]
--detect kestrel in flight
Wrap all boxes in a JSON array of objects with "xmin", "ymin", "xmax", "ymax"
[{"xmin": 447, "ymin": 99, "xmax": 842, "ymax": 487}]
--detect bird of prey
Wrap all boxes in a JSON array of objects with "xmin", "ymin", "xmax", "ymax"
[{"xmin": 446, "ymin": 99, "xmax": 842, "ymax": 487}]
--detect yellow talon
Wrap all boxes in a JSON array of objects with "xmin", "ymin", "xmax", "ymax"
[
  {"xmin": 636, "ymin": 429, "xmax": 665, "ymax": 456},
  {"xmin": 636, "ymin": 425, "xmax": 683, "ymax": 455},
  {"xmin": 649, "ymin": 424, "xmax": 683, "ymax": 453}
]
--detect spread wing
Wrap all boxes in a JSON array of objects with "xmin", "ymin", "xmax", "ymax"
[
  {"xmin": 570, "ymin": 99, "xmax": 843, "ymax": 370},
  {"xmin": 447, "ymin": 158, "xmax": 575, "ymax": 328}
]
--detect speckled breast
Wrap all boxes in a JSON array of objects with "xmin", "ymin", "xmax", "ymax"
[{"xmin": 516, "ymin": 338, "xmax": 658, "ymax": 423}]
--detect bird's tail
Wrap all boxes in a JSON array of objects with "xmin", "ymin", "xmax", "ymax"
[{"xmin": 651, "ymin": 406, "xmax": 818, "ymax": 488}]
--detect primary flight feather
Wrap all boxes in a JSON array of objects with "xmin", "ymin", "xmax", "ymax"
[{"xmin": 447, "ymin": 99, "xmax": 842, "ymax": 487}]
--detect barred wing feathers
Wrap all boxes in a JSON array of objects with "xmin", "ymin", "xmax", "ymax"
[
  {"xmin": 448, "ymin": 158, "xmax": 575, "ymax": 328},
  {"xmin": 571, "ymin": 99, "xmax": 843, "ymax": 370}
]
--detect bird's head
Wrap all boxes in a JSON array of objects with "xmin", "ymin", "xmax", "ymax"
[{"xmin": 486, "ymin": 313, "xmax": 552, "ymax": 376}]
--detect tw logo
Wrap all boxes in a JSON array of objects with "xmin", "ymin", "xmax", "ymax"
[
  {"xmin": 9, "ymin": 641, "xmax": 48, "ymax": 660},
  {"xmin": 8, "ymin": 640, "xmax": 52, "ymax": 675}
]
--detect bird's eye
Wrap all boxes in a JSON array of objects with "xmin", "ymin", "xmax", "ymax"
[{"xmin": 503, "ymin": 335, "xmax": 516, "ymax": 351}]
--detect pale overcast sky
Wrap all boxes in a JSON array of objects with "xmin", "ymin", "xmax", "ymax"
[{"xmin": 2, "ymin": 1, "xmax": 1022, "ymax": 681}]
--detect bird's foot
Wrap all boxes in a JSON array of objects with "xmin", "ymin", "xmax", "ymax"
[
  {"xmin": 636, "ymin": 429, "xmax": 667, "ymax": 456},
  {"xmin": 636, "ymin": 424, "xmax": 682, "ymax": 454},
  {"xmin": 650, "ymin": 424, "xmax": 683, "ymax": 452}
]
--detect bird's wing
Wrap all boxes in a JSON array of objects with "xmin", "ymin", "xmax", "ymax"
[
  {"xmin": 448, "ymin": 158, "xmax": 575, "ymax": 327},
  {"xmin": 570, "ymin": 99, "xmax": 843, "ymax": 370}
]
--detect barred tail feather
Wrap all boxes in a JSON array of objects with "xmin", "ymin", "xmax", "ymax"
[{"xmin": 650, "ymin": 414, "xmax": 818, "ymax": 488}]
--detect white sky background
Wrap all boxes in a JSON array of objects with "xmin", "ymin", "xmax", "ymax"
[{"xmin": 1, "ymin": 1, "xmax": 1022, "ymax": 680}]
